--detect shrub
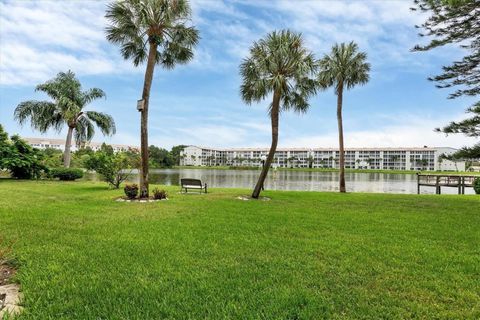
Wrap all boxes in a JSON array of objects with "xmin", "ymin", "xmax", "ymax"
[
  {"xmin": 51, "ymin": 168, "xmax": 84, "ymax": 181},
  {"xmin": 474, "ymin": 177, "xmax": 480, "ymax": 195},
  {"xmin": 85, "ymin": 151, "xmax": 133, "ymax": 189},
  {"xmin": 124, "ymin": 184, "xmax": 139, "ymax": 199},
  {"xmin": 153, "ymin": 188, "xmax": 167, "ymax": 200},
  {"xmin": 0, "ymin": 127, "xmax": 48, "ymax": 179}
]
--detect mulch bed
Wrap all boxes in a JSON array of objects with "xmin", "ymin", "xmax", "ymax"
[{"xmin": 115, "ymin": 196, "xmax": 168, "ymax": 203}]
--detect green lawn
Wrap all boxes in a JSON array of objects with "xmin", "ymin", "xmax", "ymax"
[{"xmin": 0, "ymin": 180, "xmax": 479, "ymax": 319}]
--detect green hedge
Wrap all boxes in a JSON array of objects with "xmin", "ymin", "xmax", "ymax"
[
  {"xmin": 50, "ymin": 168, "xmax": 84, "ymax": 181},
  {"xmin": 474, "ymin": 177, "xmax": 480, "ymax": 194}
]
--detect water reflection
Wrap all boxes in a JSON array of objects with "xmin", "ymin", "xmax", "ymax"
[{"xmin": 85, "ymin": 169, "xmax": 475, "ymax": 195}]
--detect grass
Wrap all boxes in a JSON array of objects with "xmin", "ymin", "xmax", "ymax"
[
  {"xmin": 0, "ymin": 180, "xmax": 479, "ymax": 319},
  {"xmin": 174, "ymin": 165, "xmax": 480, "ymax": 175}
]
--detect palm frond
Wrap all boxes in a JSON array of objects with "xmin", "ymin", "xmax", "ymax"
[
  {"xmin": 14, "ymin": 101, "xmax": 63, "ymax": 133},
  {"xmin": 82, "ymin": 88, "xmax": 106, "ymax": 105},
  {"xmin": 318, "ymin": 41, "xmax": 370, "ymax": 93},
  {"xmin": 75, "ymin": 116, "xmax": 95, "ymax": 147},
  {"xmin": 84, "ymin": 111, "xmax": 116, "ymax": 136},
  {"xmin": 239, "ymin": 30, "xmax": 318, "ymax": 113},
  {"xmin": 14, "ymin": 71, "xmax": 116, "ymax": 145},
  {"xmin": 106, "ymin": 0, "xmax": 199, "ymax": 68}
]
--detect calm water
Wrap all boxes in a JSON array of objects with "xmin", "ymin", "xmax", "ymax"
[{"xmin": 86, "ymin": 168, "xmax": 476, "ymax": 195}]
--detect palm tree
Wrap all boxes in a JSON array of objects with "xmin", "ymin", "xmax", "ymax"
[
  {"xmin": 391, "ymin": 155, "xmax": 400, "ymax": 170},
  {"xmin": 355, "ymin": 158, "xmax": 362, "ymax": 169},
  {"xmin": 106, "ymin": 0, "xmax": 199, "ymax": 198},
  {"xmin": 307, "ymin": 156, "xmax": 314, "ymax": 168},
  {"xmin": 318, "ymin": 42, "xmax": 370, "ymax": 192},
  {"xmin": 240, "ymin": 30, "xmax": 317, "ymax": 198},
  {"xmin": 14, "ymin": 71, "xmax": 116, "ymax": 168}
]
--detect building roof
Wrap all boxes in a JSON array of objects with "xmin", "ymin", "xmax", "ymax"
[{"xmin": 184, "ymin": 145, "xmax": 454, "ymax": 152}]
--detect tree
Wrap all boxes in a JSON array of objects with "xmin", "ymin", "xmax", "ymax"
[
  {"xmin": 85, "ymin": 150, "xmax": 133, "ymax": 189},
  {"xmin": 148, "ymin": 145, "xmax": 174, "ymax": 168},
  {"xmin": 170, "ymin": 145, "xmax": 186, "ymax": 165},
  {"xmin": 436, "ymin": 101, "xmax": 480, "ymax": 136},
  {"xmin": 318, "ymin": 42, "xmax": 370, "ymax": 192},
  {"xmin": 415, "ymin": 158, "xmax": 429, "ymax": 170},
  {"xmin": 39, "ymin": 148, "xmax": 64, "ymax": 168},
  {"xmin": 14, "ymin": 71, "xmax": 116, "ymax": 168},
  {"xmin": 0, "ymin": 125, "xmax": 47, "ymax": 179},
  {"xmin": 412, "ymin": 0, "xmax": 480, "ymax": 136},
  {"xmin": 307, "ymin": 156, "xmax": 314, "ymax": 168},
  {"xmin": 106, "ymin": 0, "xmax": 199, "ymax": 198},
  {"xmin": 240, "ymin": 30, "xmax": 318, "ymax": 198},
  {"xmin": 390, "ymin": 155, "xmax": 401, "ymax": 170},
  {"xmin": 445, "ymin": 143, "xmax": 480, "ymax": 159}
]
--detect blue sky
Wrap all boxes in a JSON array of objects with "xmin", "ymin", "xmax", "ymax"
[{"xmin": 0, "ymin": 0, "xmax": 477, "ymax": 149}]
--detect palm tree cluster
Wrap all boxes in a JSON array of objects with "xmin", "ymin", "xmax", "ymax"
[
  {"xmin": 12, "ymin": 0, "xmax": 370, "ymax": 198},
  {"xmin": 241, "ymin": 31, "xmax": 370, "ymax": 197}
]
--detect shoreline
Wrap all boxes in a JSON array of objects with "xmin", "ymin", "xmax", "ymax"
[{"xmin": 173, "ymin": 165, "xmax": 480, "ymax": 176}]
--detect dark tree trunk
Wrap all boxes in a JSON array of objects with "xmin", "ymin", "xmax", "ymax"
[
  {"xmin": 252, "ymin": 90, "xmax": 281, "ymax": 199},
  {"xmin": 337, "ymin": 83, "xmax": 346, "ymax": 193},
  {"xmin": 139, "ymin": 42, "xmax": 158, "ymax": 198},
  {"xmin": 63, "ymin": 126, "xmax": 74, "ymax": 168}
]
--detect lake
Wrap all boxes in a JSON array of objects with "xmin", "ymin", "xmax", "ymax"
[{"xmin": 86, "ymin": 168, "xmax": 476, "ymax": 195}]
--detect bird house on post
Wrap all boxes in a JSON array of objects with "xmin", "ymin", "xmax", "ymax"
[{"xmin": 137, "ymin": 99, "xmax": 145, "ymax": 112}]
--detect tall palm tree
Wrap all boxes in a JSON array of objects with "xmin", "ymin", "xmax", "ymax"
[
  {"xmin": 240, "ymin": 30, "xmax": 317, "ymax": 199},
  {"xmin": 318, "ymin": 42, "xmax": 370, "ymax": 192},
  {"xmin": 106, "ymin": 0, "xmax": 199, "ymax": 198},
  {"xmin": 14, "ymin": 71, "xmax": 116, "ymax": 168}
]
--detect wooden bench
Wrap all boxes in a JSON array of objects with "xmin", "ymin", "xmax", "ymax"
[{"xmin": 180, "ymin": 178, "xmax": 207, "ymax": 193}]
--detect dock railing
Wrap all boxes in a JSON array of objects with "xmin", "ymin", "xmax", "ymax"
[{"xmin": 417, "ymin": 174, "xmax": 477, "ymax": 194}]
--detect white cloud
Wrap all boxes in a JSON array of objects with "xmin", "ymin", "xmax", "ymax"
[
  {"xmin": 0, "ymin": 0, "xmax": 448, "ymax": 86},
  {"xmin": 235, "ymin": 0, "xmax": 442, "ymax": 73},
  {"xmin": 0, "ymin": 0, "xmax": 137, "ymax": 86}
]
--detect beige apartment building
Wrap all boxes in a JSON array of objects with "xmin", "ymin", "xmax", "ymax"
[{"xmin": 180, "ymin": 145, "xmax": 466, "ymax": 171}]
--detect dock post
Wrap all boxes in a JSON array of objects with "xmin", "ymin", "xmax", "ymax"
[
  {"xmin": 417, "ymin": 174, "xmax": 420, "ymax": 194},
  {"xmin": 436, "ymin": 176, "xmax": 440, "ymax": 194}
]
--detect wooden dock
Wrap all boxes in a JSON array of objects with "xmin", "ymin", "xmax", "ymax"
[{"xmin": 417, "ymin": 174, "xmax": 477, "ymax": 194}]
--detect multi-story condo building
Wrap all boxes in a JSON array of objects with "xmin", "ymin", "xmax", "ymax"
[
  {"xmin": 24, "ymin": 137, "xmax": 138, "ymax": 153},
  {"xmin": 180, "ymin": 145, "xmax": 465, "ymax": 171}
]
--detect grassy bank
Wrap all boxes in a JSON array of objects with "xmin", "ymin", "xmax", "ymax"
[
  {"xmin": 0, "ymin": 180, "xmax": 479, "ymax": 319},
  {"xmin": 174, "ymin": 165, "xmax": 479, "ymax": 175}
]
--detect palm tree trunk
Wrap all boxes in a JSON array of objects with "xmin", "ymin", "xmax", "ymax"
[
  {"xmin": 139, "ymin": 42, "xmax": 158, "ymax": 198},
  {"xmin": 252, "ymin": 90, "xmax": 280, "ymax": 199},
  {"xmin": 63, "ymin": 126, "xmax": 74, "ymax": 168},
  {"xmin": 337, "ymin": 83, "xmax": 346, "ymax": 193}
]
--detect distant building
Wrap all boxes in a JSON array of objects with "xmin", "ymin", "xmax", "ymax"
[
  {"xmin": 24, "ymin": 137, "xmax": 138, "ymax": 153},
  {"xmin": 180, "ymin": 145, "xmax": 467, "ymax": 171}
]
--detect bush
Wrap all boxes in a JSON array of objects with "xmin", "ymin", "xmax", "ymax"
[
  {"xmin": 51, "ymin": 168, "xmax": 84, "ymax": 181},
  {"xmin": 124, "ymin": 184, "xmax": 139, "ymax": 199},
  {"xmin": 0, "ymin": 127, "xmax": 48, "ymax": 179},
  {"xmin": 85, "ymin": 151, "xmax": 133, "ymax": 189},
  {"xmin": 474, "ymin": 177, "xmax": 480, "ymax": 195},
  {"xmin": 152, "ymin": 188, "xmax": 167, "ymax": 200}
]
